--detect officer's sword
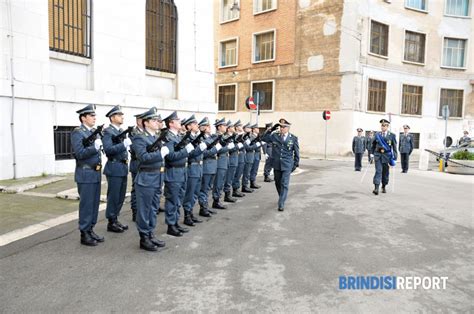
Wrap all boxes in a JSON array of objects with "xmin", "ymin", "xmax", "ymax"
[
  {"xmin": 360, "ymin": 158, "xmax": 373, "ymax": 183},
  {"xmin": 391, "ymin": 165, "xmax": 396, "ymax": 193}
]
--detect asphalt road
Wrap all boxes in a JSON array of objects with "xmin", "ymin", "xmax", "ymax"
[{"xmin": 0, "ymin": 159, "xmax": 472, "ymax": 312}]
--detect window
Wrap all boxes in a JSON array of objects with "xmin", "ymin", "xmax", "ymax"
[
  {"xmin": 439, "ymin": 89, "xmax": 463, "ymax": 118},
  {"xmin": 367, "ymin": 79, "xmax": 386, "ymax": 112},
  {"xmin": 399, "ymin": 132, "xmax": 421, "ymax": 149},
  {"xmin": 146, "ymin": 0, "xmax": 178, "ymax": 73},
  {"xmin": 54, "ymin": 126, "xmax": 76, "ymax": 160},
  {"xmin": 219, "ymin": 39, "xmax": 238, "ymax": 67},
  {"xmin": 405, "ymin": 0, "xmax": 427, "ymax": 11},
  {"xmin": 48, "ymin": 0, "xmax": 92, "ymax": 58},
  {"xmin": 370, "ymin": 21, "xmax": 389, "ymax": 57},
  {"xmin": 402, "ymin": 84, "xmax": 423, "ymax": 115},
  {"xmin": 442, "ymin": 38, "xmax": 467, "ymax": 68},
  {"xmin": 218, "ymin": 84, "xmax": 237, "ymax": 111},
  {"xmin": 253, "ymin": 30, "xmax": 275, "ymax": 63},
  {"xmin": 254, "ymin": 0, "xmax": 277, "ymax": 14},
  {"xmin": 445, "ymin": 0, "xmax": 470, "ymax": 16},
  {"xmin": 221, "ymin": 0, "xmax": 240, "ymax": 22},
  {"xmin": 404, "ymin": 31, "xmax": 426, "ymax": 64},
  {"xmin": 251, "ymin": 81, "xmax": 274, "ymax": 111}
]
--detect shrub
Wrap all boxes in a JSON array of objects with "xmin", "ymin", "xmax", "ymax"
[{"xmin": 451, "ymin": 150, "xmax": 474, "ymax": 160}]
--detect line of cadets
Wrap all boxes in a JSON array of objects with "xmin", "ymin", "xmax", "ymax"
[{"xmin": 72, "ymin": 104, "xmax": 277, "ymax": 251}]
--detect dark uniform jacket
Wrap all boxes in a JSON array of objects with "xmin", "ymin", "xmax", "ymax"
[
  {"xmin": 399, "ymin": 133, "xmax": 414, "ymax": 154},
  {"xmin": 129, "ymin": 126, "xmax": 142, "ymax": 174},
  {"xmin": 352, "ymin": 136, "xmax": 366, "ymax": 154},
  {"xmin": 71, "ymin": 124, "xmax": 102, "ymax": 183},
  {"xmin": 103, "ymin": 125, "xmax": 129, "ymax": 177},
  {"xmin": 216, "ymin": 132, "xmax": 230, "ymax": 169},
  {"xmin": 263, "ymin": 132, "xmax": 300, "ymax": 171},
  {"xmin": 202, "ymin": 134, "xmax": 218, "ymax": 175},
  {"xmin": 131, "ymin": 130, "xmax": 164, "ymax": 187},
  {"xmin": 370, "ymin": 131, "xmax": 398, "ymax": 163},
  {"xmin": 187, "ymin": 132, "xmax": 205, "ymax": 178},
  {"xmin": 164, "ymin": 131, "xmax": 191, "ymax": 183}
]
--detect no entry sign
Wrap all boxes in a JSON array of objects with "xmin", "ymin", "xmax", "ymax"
[
  {"xmin": 322, "ymin": 110, "xmax": 331, "ymax": 120},
  {"xmin": 245, "ymin": 97, "xmax": 257, "ymax": 110}
]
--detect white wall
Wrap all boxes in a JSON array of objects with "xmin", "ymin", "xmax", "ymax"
[{"xmin": 0, "ymin": 0, "xmax": 216, "ymax": 179}]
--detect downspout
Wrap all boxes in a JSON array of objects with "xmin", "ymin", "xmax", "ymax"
[{"xmin": 7, "ymin": 0, "xmax": 17, "ymax": 179}]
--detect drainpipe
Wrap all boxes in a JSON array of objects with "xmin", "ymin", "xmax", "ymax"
[{"xmin": 7, "ymin": 0, "xmax": 17, "ymax": 179}]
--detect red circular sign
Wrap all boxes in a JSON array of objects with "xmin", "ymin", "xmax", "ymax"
[{"xmin": 323, "ymin": 110, "xmax": 331, "ymax": 120}]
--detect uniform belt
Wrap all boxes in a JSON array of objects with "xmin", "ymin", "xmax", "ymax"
[
  {"xmin": 188, "ymin": 161, "xmax": 202, "ymax": 166},
  {"xmin": 139, "ymin": 167, "xmax": 162, "ymax": 173},
  {"xmin": 217, "ymin": 152, "xmax": 228, "ymax": 157},
  {"xmin": 77, "ymin": 164, "xmax": 102, "ymax": 171},
  {"xmin": 166, "ymin": 165, "xmax": 186, "ymax": 169},
  {"xmin": 108, "ymin": 158, "xmax": 128, "ymax": 164},
  {"xmin": 204, "ymin": 156, "xmax": 217, "ymax": 160}
]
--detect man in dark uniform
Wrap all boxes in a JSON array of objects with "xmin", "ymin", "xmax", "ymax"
[
  {"xmin": 198, "ymin": 117, "xmax": 219, "ymax": 216},
  {"xmin": 182, "ymin": 114, "xmax": 208, "ymax": 226},
  {"xmin": 263, "ymin": 119, "xmax": 300, "ymax": 211},
  {"xmin": 242, "ymin": 123, "xmax": 258, "ymax": 193},
  {"xmin": 212, "ymin": 118, "xmax": 233, "ymax": 210},
  {"xmin": 459, "ymin": 131, "xmax": 470, "ymax": 145},
  {"xmin": 71, "ymin": 104, "xmax": 104, "ymax": 246},
  {"xmin": 399, "ymin": 125, "xmax": 414, "ymax": 173},
  {"xmin": 250, "ymin": 124, "xmax": 262, "ymax": 189},
  {"xmin": 352, "ymin": 128, "xmax": 366, "ymax": 171},
  {"xmin": 102, "ymin": 105, "xmax": 130, "ymax": 233},
  {"xmin": 366, "ymin": 131, "xmax": 374, "ymax": 163},
  {"xmin": 131, "ymin": 107, "xmax": 168, "ymax": 251},
  {"xmin": 224, "ymin": 120, "xmax": 238, "ymax": 203},
  {"xmin": 163, "ymin": 111, "xmax": 197, "ymax": 237},
  {"xmin": 262, "ymin": 122, "xmax": 274, "ymax": 182},
  {"xmin": 129, "ymin": 111, "xmax": 146, "ymax": 222},
  {"xmin": 370, "ymin": 119, "xmax": 398, "ymax": 195},
  {"xmin": 232, "ymin": 120, "xmax": 246, "ymax": 197}
]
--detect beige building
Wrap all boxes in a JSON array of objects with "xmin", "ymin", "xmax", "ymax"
[{"xmin": 214, "ymin": 0, "xmax": 473, "ymax": 156}]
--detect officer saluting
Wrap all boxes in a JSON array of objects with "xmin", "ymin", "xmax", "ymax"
[
  {"xmin": 102, "ymin": 105, "xmax": 131, "ymax": 233},
  {"xmin": 263, "ymin": 118, "xmax": 300, "ymax": 211},
  {"xmin": 370, "ymin": 119, "xmax": 398, "ymax": 195},
  {"xmin": 399, "ymin": 125, "xmax": 414, "ymax": 173},
  {"xmin": 71, "ymin": 104, "xmax": 104, "ymax": 246},
  {"xmin": 352, "ymin": 128, "xmax": 366, "ymax": 171},
  {"xmin": 131, "ymin": 107, "xmax": 169, "ymax": 251}
]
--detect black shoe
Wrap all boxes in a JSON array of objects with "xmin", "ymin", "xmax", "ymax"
[
  {"xmin": 207, "ymin": 208, "xmax": 217, "ymax": 215},
  {"xmin": 242, "ymin": 186, "xmax": 253, "ymax": 193},
  {"xmin": 107, "ymin": 221, "xmax": 125, "ymax": 233},
  {"xmin": 191, "ymin": 213, "xmax": 203, "ymax": 223},
  {"xmin": 212, "ymin": 200, "xmax": 227, "ymax": 209},
  {"xmin": 199, "ymin": 208, "xmax": 212, "ymax": 217},
  {"xmin": 382, "ymin": 186, "xmax": 386, "ymax": 193},
  {"xmin": 116, "ymin": 220, "xmax": 128, "ymax": 230},
  {"xmin": 80, "ymin": 231, "xmax": 98, "ymax": 246},
  {"xmin": 89, "ymin": 229, "xmax": 104, "ymax": 243},
  {"xmin": 167, "ymin": 225, "xmax": 183, "ymax": 237},
  {"xmin": 139, "ymin": 234, "xmax": 158, "ymax": 251},
  {"xmin": 224, "ymin": 192, "xmax": 236, "ymax": 203},
  {"xmin": 132, "ymin": 208, "xmax": 137, "ymax": 222},
  {"xmin": 149, "ymin": 233, "xmax": 166, "ymax": 248},
  {"xmin": 264, "ymin": 176, "xmax": 273, "ymax": 182},
  {"xmin": 278, "ymin": 207, "xmax": 284, "ymax": 211},
  {"xmin": 175, "ymin": 223, "xmax": 189, "ymax": 233},
  {"xmin": 250, "ymin": 182, "xmax": 261, "ymax": 189},
  {"xmin": 232, "ymin": 189, "xmax": 245, "ymax": 197},
  {"xmin": 355, "ymin": 169, "xmax": 361, "ymax": 172},
  {"xmin": 183, "ymin": 213, "xmax": 196, "ymax": 227}
]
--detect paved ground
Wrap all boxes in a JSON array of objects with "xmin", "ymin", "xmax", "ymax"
[{"xmin": 0, "ymin": 159, "xmax": 472, "ymax": 312}]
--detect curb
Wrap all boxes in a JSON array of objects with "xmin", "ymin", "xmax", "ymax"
[{"xmin": 1, "ymin": 177, "xmax": 66, "ymax": 194}]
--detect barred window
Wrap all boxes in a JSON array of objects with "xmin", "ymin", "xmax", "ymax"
[
  {"xmin": 439, "ymin": 89, "xmax": 463, "ymax": 118},
  {"xmin": 402, "ymin": 84, "xmax": 423, "ymax": 115},
  {"xmin": 254, "ymin": 31, "xmax": 275, "ymax": 62},
  {"xmin": 404, "ymin": 31, "xmax": 426, "ymax": 64},
  {"xmin": 218, "ymin": 85, "xmax": 237, "ymax": 111},
  {"xmin": 254, "ymin": 0, "xmax": 277, "ymax": 13},
  {"xmin": 442, "ymin": 38, "xmax": 466, "ymax": 68},
  {"xmin": 367, "ymin": 79, "xmax": 386, "ymax": 112},
  {"xmin": 370, "ymin": 21, "xmax": 389, "ymax": 57},
  {"xmin": 48, "ymin": 0, "xmax": 92, "ymax": 58},
  {"xmin": 54, "ymin": 126, "xmax": 76, "ymax": 160},
  {"xmin": 251, "ymin": 81, "xmax": 273, "ymax": 111},
  {"xmin": 220, "ymin": 39, "xmax": 237, "ymax": 67},
  {"xmin": 146, "ymin": 0, "xmax": 178, "ymax": 73}
]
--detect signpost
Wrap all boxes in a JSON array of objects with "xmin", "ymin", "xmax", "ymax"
[
  {"xmin": 441, "ymin": 105, "xmax": 450, "ymax": 171},
  {"xmin": 322, "ymin": 110, "xmax": 331, "ymax": 159}
]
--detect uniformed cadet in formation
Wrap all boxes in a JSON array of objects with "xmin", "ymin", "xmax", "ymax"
[
  {"xmin": 366, "ymin": 131, "xmax": 374, "ymax": 163},
  {"xmin": 102, "ymin": 105, "xmax": 131, "ymax": 233},
  {"xmin": 399, "ymin": 125, "xmax": 414, "ymax": 173},
  {"xmin": 223, "ymin": 121, "xmax": 238, "ymax": 203},
  {"xmin": 249, "ymin": 125, "xmax": 262, "ymax": 189},
  {"xmin": 459, "ymin": 131, "xmax": 471, "ymax": 145},
  {"xmin": 262, "ymin": 122, "xmax": 274, "ymax": 182},
  {"xmin": 241, "ymin": 123, "xmax": 259, "ymax": 193},
  {"xmin": 352, "ymin": 128, "xmax": 366, "ymax": 172},
  {"xmin": 263, "ymin": 118, "xmax": 300, "ymax": 211},
  {"xmin": 232, "ymin": 120, "xmax": 246, "ymax": 197},
  {"xmin": 370, "ymin": 119, "xmax": 398, "ymax": 195},
  {"xmin": 212, "ymin": 118, "xmax": 232, "ymax": 209},
  {"xmin": 71, "ymin": 104, "xmax": 104, "ymax": 246},
  {"xmin": 131, "ymin": 107, "xmax": 169, "ymax": 251},
  {"xmin": 129, "ymin": 111, "xmax": 145, "ymax": 222}
]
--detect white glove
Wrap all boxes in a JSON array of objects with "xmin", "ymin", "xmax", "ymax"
[
  {"xmin": 370, "ymin": 154, "xmax": 374, "ymax": 158},
  {"xmin": 123, "ymin": 138, "xmax": 132, "ymax": 148},
  {"xmin": 215, "ymin": 143, "xmax": 222, "ymax": 151},
  {"xmin": 94, "ymin": 139, "xmax": 102, "ymax": 150},
  {"xmin": 199, "ymin": 142, "xmax": 207, "ymax": 151},
  {"xmin": 256, "ymin": 142, "xmax": 261, "ymax": 148},
  {"xmin": 265, "ymin": 154, "xmax": 269, "ymax": 160},
  {"xmin": 185, "ymin": 143, "xmax": 194, "ymax": 153},
  {"xmin": 228, "ymin": 142, "xmax": 235, "ymax": 150},
  {"xmin": 245, "ymin": 139, "xmax": 251, "ymax": 145},
  {"xmin": 237, "ymin": 143, "xmax": 243, "ymax": 149},
  {"xmin": 261, "ymin": 141, "xmax": 266, "ymax": 145},
  {"xmin": 160, "ymin": 146, "xmax": 169, "ymax": 158}
]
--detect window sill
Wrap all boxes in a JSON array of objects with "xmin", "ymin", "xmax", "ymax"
[
  {"xmin": 400, "ymin": 113, "xmax": 422, "ymax": 117},
  {"xmin": 368, "ymin": 52, "xmax": 389, "ymax": 60},
  {"xmin": 440, "ymin": 65, "xmax": 467, "ymax": 70},
  {"xmin": 366, "ymin": 110, "xmax": 386, "ymax": 114},
  {"xmin": 146, "ymin": 69, "xmax": 176, "ymax": 79},
  {"xmin": 252, "ymin": 58, "xmax": 275, "ymax": 64},
  {"xmin": 437, "ymin": 116, "xmax": 463, "ymax": 120},
  {"xmin": 402, "ymin": 60, "xmax": 425, "ymax": 66},
  {"xmin": 444, "ymin": 14, "xmax": 471, "ymax": 19},
  {"xmin": 219, "ymin": 64, "xmax": 238, "ymax": 69},
  {"xmin": 218, "ymin": 109, "xmax": 237, "ymax": 113},
  {"xmin": 404, "ymin": 6, "xmax": 428, "ymax": 14},
  {"xmin": 220, "ymin": 17, "xmax": 240, "ymax": 25},
  {"xmin": 49, "ymin": 51, "xmax": 91, "ymax": 65},
  {"xmin": 254, "ymin": 8, "xmax": 277, "ymax": 16}
]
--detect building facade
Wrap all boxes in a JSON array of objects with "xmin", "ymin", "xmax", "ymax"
[
  {"xmin": 0, "ymin": 0, "xmax": 216, "ymax": 180},
  {"xmin": 214, "ymin": 0, "xmax": 473, "ymax": 156}
]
